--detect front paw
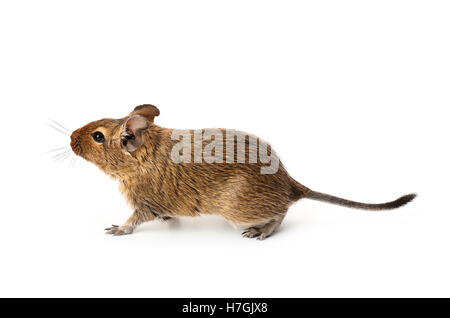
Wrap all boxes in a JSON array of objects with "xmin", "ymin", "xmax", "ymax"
[{"xmin": 104, "ymin": 224, "xmax": 133, "ymax": 236}]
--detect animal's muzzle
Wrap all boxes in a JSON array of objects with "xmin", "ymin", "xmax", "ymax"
[{"xmin": 70, "ymin": 129, "xmax": 83, "ymax": 156}]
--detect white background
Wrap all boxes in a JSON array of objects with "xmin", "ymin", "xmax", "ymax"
[{"xmin": 0, "ymin": 1, "xmax": 449, "ymax": 297}]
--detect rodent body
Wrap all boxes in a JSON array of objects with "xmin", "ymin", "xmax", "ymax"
[{"xmin": 70, "ymin": 105, "xmax": 416, "ymax": 239}]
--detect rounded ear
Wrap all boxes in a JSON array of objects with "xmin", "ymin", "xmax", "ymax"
[
  {"xmin": 121, "ymin": 115, "xmax": 149, "ymax": 152},
  {"xmin": 129, "ymin": 104, "xmax": 160, "ymax": 123}
]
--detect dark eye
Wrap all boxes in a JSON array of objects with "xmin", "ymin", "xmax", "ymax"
[{"xmin": 91, "ymin": 131, "xmax": 105, "ymax": 143}]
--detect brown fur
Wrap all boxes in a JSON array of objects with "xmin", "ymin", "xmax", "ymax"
[{"xmin": 71, "ymin": 105, "xmax": 415, "ymax": 239}]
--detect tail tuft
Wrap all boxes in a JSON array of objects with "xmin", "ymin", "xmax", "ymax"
[{"xmin": 392, "ymin": 193, "xmax": 417, "ymax": 208}]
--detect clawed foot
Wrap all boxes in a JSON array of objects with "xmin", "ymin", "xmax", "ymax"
[
  {"xmin": 241, "ymin": 227, "xmax": 271, "ymax": 240},
  {"xmin": 241, "ymin": 218, "xmax": 283, "ymax": 240},
  {"xmin": 105, "ymin": 224, "xmax": 133, "ymax": 236}
]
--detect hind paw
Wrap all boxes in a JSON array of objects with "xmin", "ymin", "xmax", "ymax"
[
  {"xmin": 241, "ymin": 227, "xmax": 270, "ymax": 240},
  {"xmin": 242, "ymin": 227, "xmax": 260, "ymax": 238}
]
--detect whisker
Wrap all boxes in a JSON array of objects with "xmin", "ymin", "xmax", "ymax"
[
  {"xmin": 69, "ymin": 153, "xmax": 76, "ymax": 168},
  {"xmin": 44, "ymin": 146, "xmax": 69, "ymax": 154},
  {"xmin": 50, "ymin": 119, "xmax": 71, "ymax": 133},
  {"xmin": 56, "ymin": 152, "xmax": 71, "ymax": 164},
  {"xmin": 45, "ymin": 122, "xmax": 70, "ymax": 136},
  {"xmin": 50, "ymin": 149, "xmax": 69, "ymax": 159},
  {"xmin": 52, "ymin": 155, "xmax": 69, "ymax": 164},
  {"xmin": 51, "ymin": 150, "xmax": 70, "ymax": 161}
]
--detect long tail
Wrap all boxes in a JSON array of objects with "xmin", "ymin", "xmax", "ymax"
[{"xmin": 305, "ymin": 191, "xmax": 417, "ymax": 210}]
